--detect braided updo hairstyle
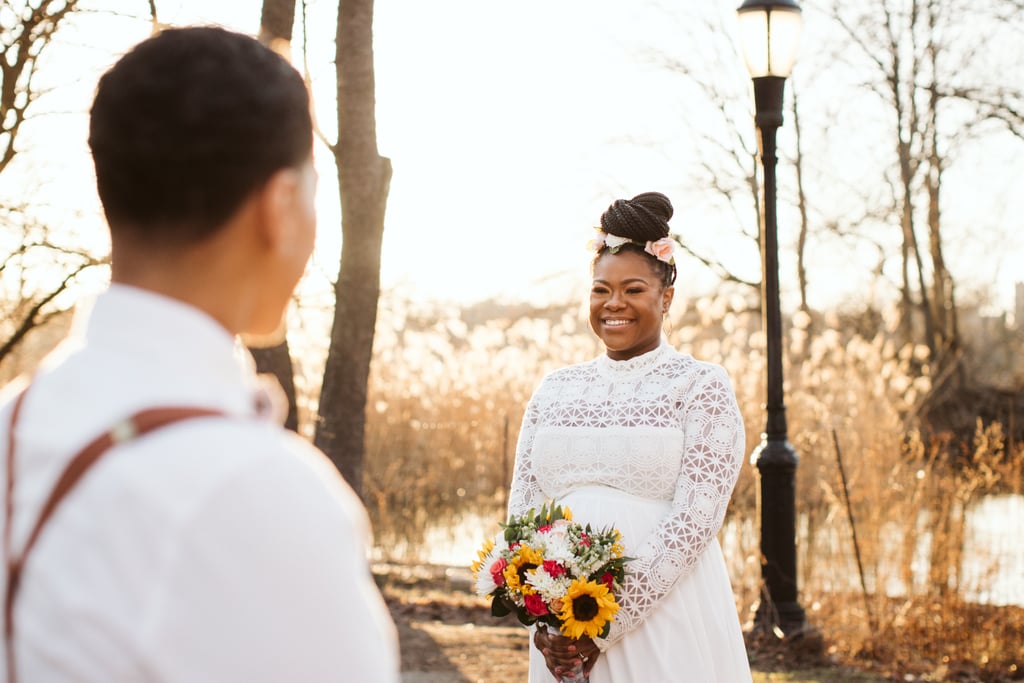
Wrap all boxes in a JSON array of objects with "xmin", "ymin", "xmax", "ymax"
[{"xmin": 594, "ymin": 191, "xmax": 677, "ymax": 287}]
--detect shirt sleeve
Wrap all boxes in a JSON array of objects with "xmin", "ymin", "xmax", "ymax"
[
  {"xmin": 141, "ymin": 433, "xmax": 400, "ymax": 683},
  {"xmin": 596, "ymin": 363, "xmax": 746, "ymax": 649},
  {"xmin": 506, "ymin": 384, "xmax": 548, "ymax": 520}
]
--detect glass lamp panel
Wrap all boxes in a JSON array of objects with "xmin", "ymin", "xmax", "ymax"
[
  {"xmin": 737, "ymin": 9, "xmax": 770, "ymax": 77},
  {"xmin": 737, "ymin": 5, "xmax": 802, "ymax": 77},
  {"xmin": 766, "ymin": 8, "xmax": 802, "ymax": 76}
]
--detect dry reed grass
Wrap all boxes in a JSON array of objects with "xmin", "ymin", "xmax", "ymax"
[{"xmin": 343, "ymin": 286, "xmax": 1024, "ymax": 681}]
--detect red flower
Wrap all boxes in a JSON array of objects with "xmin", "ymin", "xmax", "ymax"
[
  {"xmin": 537, "ymin": 524, "xmax": 552, "ymax": 533},
  {"xmin": 490, "ymin": 558, "xmax": 508, "ymax": 585},
  {"xmin": 542, "ymin": 560, "xmax": 566, "ymax": 578},
  {"xmin": 600, "ymin": 572, "xmax": 615, "ymax": 589},
  {"xmin": 524, "ymin": 593, "xmax": 549, "ymax": 616},
  {"xmin": 579, "ymin": 533, "xmax": 591, "ymax": 547}
]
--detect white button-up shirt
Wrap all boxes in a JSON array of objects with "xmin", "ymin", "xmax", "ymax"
[{"xmin": 0, "ymin": 284, "xmax": 400, "ymax": 682}]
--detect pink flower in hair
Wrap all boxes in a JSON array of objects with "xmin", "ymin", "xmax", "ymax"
[{"xmin": 645, "ymin": 237, "xmax": 675, "ymax": 264}]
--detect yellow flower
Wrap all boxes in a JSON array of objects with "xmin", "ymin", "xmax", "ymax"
[
  {"xmin": 503, "ymin": 544, "xmax": 543, "ymax": 596},
  {"xmin": 558, "ymin": 578, "xmax": 619, "ymax": 640},
  {"xmin": 471, "ymin": 537, "xmax": 495, "ymax": 578}
]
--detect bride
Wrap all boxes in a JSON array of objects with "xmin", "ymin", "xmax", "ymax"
[{"xmin": 506, "ymin": 192, "xmax": 753, "ymax": 682}]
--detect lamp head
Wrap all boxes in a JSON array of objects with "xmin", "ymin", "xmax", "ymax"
[{"xmin": 737, "ymin": 0, "xmax": 803, "ymax": 79}]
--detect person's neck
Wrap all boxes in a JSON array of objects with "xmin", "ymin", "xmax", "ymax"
[{"xmin": 110, "ymin": 244, "xmax": 256, "ymax": 337}]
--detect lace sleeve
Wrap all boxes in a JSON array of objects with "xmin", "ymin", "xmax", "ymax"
[
  {"xmin": 597, "ymin": 363, "xmax": 745, "ymax": 649},
  {"xmin": 506, "ymin": 387, "xmax": 546, "ymax": 520}
]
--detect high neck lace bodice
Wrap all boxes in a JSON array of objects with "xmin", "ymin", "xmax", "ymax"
[{"xmin": 595, "ymin": 341, "xmax": 673, "ymax": 379}]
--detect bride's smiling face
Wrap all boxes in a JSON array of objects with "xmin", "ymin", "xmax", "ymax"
[{"xmin": 589, "ymin": 250, "xmax": 673, "ymax": 361}]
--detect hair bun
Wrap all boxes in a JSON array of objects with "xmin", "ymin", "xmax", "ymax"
[{"xmin": 599, "ymin": 191, "xmax": 673, "ymax": 242}]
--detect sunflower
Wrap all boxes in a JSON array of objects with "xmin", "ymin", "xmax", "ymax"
[
  {"xmin": 503, "ymin": 544, "xmax": 543, "ymax": 597},
  {"xmin": 471, "ymin": 537, "xmax": 495, "ymax": 578},
  {"xmin": 557, "ymin": 578, "xmax": 619, "ymax": 639}
]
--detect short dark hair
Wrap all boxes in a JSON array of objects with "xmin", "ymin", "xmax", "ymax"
[{"xmin": 89, "ymin": 26, "xmax": 313, "ymax": 245}]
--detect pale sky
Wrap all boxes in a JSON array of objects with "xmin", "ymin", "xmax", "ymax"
[{"xmin": 7, "ymin": 0, "xmax": 1023, "ymax": 315}]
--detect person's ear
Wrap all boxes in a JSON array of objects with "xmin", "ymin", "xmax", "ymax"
[
  {"xmin": 255, "ymin": 167, "xmax": 303, "ymax": 252},
  {"xmin": 662, "ymin": 285, "xmax": 674, "ymax": 315}
]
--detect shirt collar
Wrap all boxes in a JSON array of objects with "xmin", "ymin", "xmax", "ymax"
[{"xmin": 58, "ymin": 284, "xmax": 269, "ymax": 419}]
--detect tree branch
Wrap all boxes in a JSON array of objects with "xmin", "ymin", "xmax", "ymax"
[{"xmin": 0, "ymin": 259, "xmax": 97, "ymax": 366}]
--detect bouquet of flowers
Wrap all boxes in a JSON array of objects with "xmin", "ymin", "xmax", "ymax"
[{"xmin": 471, "ymin": 502, "xmax": 628, "ymax": 643}]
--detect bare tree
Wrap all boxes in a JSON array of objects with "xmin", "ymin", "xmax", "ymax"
[
  {"xmin": 313, "ymin": 0, "xmax": 392, "ymax": 495},
  {"xmin": 648, "ymin": 20, "xmax": 762, "ymax": 290},
  {"xmin": 1, "ymin": 1, "xmax": 78, "ymax": 174},
  {"xmin": 0, "ymin": 212, "xmax": 102, "ymax": 367},
  {"xmin": 645, "ymin": 5, "xmax": 816, "ymax": 297},
  {"xmin": 0, "ymin": 261, "xmax": 99, "ymax": 364},
  {"xmin": 0, "ymin": 1, "xmax": 92, "ymax": 369},
  {"xmin": 259, "ymin": 0, "xmax": 297, "ymax": 48},
  {"xmin": 823, "ymin": 0, "xmax": 1024, "ymax": 371},
  {"xmin": 791, "ymin": 85, "xmax": 812, "ymax": 318}
]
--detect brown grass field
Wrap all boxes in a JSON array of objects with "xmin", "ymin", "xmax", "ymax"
[{"xmin": 342, "ymin": 289, "xmax": 1024, "ymax": 682}]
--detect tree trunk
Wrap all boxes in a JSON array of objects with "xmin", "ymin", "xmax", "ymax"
[
  {"xmin": 248, "ymin": 0, "xmax": 301, "ymax": 432},
  {"xmin": 892, "ymin": 56, "xmax": 936, "ymax": 354},
  {"xmin": 791, "ymin": 85, "xmax": 811, "ymax": 322},
  {"xmin": 890, "ymin": 47, "xmax": 918, "ymax": 346},
  {"xmin": 249, "ymin": 342, "xmax": 300, "ymax": 431},
  {"xmin": 314, "ymin": 0, "xmax": 391, "ymax": 496},
  {"xmin": 924, "ymin": 0, "xmax": 958, "ymax": 372},
  {"xmin": 259, "ymin": 0, "xmax": 297, "ymax": 47}
]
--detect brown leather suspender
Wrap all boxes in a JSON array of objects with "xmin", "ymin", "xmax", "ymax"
[{"xmin": 3, "ymin": 388, "xmax": 223, "ymax": 682}]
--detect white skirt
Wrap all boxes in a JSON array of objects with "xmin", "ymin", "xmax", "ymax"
[{"xmin": 528, "ymin": 486, "xmax": 753, "ymax": 682}]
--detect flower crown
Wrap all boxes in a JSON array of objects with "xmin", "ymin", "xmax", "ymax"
[{"xmin": 587, "ymin": 230, "xmax": 676, "ymax": 265}]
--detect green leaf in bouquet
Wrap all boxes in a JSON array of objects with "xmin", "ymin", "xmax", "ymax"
[{"xmin": 491, "ymin": 598, "xmax": 512, "ymax": 618}]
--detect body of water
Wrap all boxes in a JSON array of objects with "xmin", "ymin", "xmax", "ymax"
[{"xmin": 393, "ymin": 494, "xmax": 1024, "ymax": 608}]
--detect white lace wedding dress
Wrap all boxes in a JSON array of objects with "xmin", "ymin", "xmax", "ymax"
[{"xmin": 508, "ymin": 341, "xmax": 753, "ymax": 682}]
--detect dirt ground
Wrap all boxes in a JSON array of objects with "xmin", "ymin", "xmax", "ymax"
[
  {"xmin": 378, "ymin": 562, "xmax": 529, "ymax": 682},
  {"xmin": 375, "ymin": 562, "xmax": 870, "ymax": 683}
]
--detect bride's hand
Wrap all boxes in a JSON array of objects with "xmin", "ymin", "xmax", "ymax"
[{"xmin": 533, "ymin": 626, "xmax": 600, "ymax": 678}]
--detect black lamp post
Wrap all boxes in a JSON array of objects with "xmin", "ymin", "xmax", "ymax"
[{"xmin": 737, "ymin": 0, "xmax": 807, "ymax": 637}]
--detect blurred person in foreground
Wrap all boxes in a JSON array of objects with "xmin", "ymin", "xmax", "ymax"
[
  {"xmin": 0, "ymin": 26, "xmax": 398, "ymax": 682},
  {"xmin": 508, "ymin": 192, "xmax": 752, "ymax": 681}
]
